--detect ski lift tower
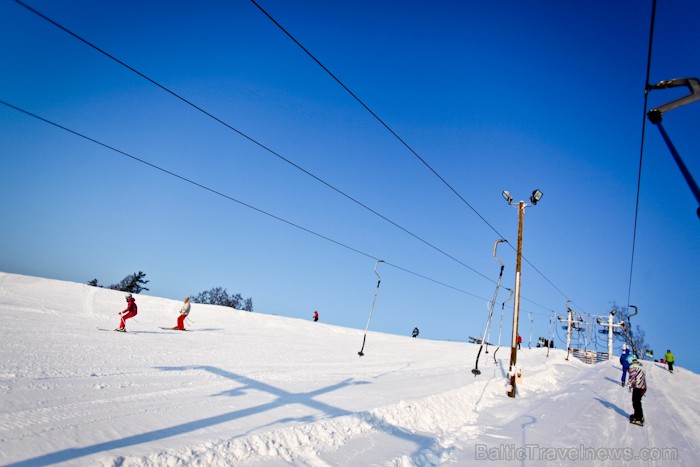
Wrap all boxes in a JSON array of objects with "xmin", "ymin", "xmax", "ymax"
[
  {"xmin": 596, "ymin": 310, "xmax": 625, "ymax": 360},
  {"xmin": 502, "ymin": 189, "xmax": 543, "ymax": 398}
]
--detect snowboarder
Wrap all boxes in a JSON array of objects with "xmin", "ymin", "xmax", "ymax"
[
  {"xmin": 116, "ymin": 293, "xmax": 137, "ymax": 331},
  {"xmin": 313, "ymin": 310, "xmax": 319, "ymax": 322},
  {"xmin": 412, "ymin": 327, "xmax": 419, "ymax": 338},
  {"xmin": 627, "ymin": 357, "xmax": 647, "ymax": 426},
  {"xmin": 174, "ymin": 297, "xmax": 191, "ymax": 330},
  {"xmin": 620, "ymin": 345, "xmax": 632, "ymax": 386},
  {"xmin": 664, "ymin": 349, "xmax": 675, "ymax": 373}
]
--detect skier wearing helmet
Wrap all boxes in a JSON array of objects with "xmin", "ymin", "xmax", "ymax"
[{"xmin": 116, "ymin": 293, "xmax": 138, "ymax": 331}]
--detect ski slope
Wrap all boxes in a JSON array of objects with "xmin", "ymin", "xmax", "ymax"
[{"xmin": 0, "ymin": 272, "xmax": 697, "ymax": 466}]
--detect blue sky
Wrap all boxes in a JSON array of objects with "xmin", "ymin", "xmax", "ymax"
[{"xmin": 1, "ymin": 1, "xmax": 698, "ymax": 371}]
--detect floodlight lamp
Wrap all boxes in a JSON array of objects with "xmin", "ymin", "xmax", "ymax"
[
  {"xmin": 610, "ymin": 309, "xmax": 616, "ymax": 316},
  {"xmin": 530, "ymin": 189, "xmax": 543, "ymax": 205},
  {"xmin": 502, "ymin": 190, "xmax": 513, "ymax": 204}
]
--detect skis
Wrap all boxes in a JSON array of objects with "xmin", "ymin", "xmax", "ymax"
[
  {"xmin": 97, "ymin": 327, "xmax": 127, "ymax": 333},
  {"xmin": 159, "ymin": 327, "xmax": 189, "ymax": 331}
]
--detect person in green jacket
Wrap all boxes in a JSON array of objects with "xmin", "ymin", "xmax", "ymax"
[{"xmin": 664, "ymin": 349, "xmax": 675, "ymax": 373}]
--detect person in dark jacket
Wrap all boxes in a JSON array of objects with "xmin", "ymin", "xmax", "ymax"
[
  {"xmin": 116, "ymin": 293, "xmax": 137, "ymax": 331},
  {"xmin": 412, "ymin": 327, "xmax": 419, "ymax": 338},
  {"xmin": 627, "ymin": 358, "xmax": 647, "ymax": 426}
]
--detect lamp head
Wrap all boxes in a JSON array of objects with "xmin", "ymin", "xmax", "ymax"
[
  {"xmin": 530, "ymin": 189, "xmax": 543, "ymax": 205},
  {"xmin": 502, "ymin": 190, "xmax": 513, "ymax": 204}
]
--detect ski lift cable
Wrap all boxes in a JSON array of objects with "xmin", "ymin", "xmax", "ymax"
[
  {"xmin": 248, "ymin": 0, "xmax": 584, "ymax": 309},
  {"xmin": 9, "ymin": 0, "xmax": 499, "ymax": 287},
  {"xmin": 11, "ymin": 0, "xmax": 584, "ymax": 317},
  {"xmin": 627, "ymin": 0, "xmax": 658, "ymax": 307},
  {"xmin": 0, "ymin": 100, "xmax": 494, "ymax": 304},
  {"xmin": 248, "ymin": 0, "xmax": 507, "ymax": 241}
]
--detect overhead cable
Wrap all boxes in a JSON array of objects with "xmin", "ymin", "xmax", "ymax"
[
  {"xmin": 0, "ymin": 99, "xmax": 488, "ymax": 303},
  {"xmin": 628, "ymin": 0, "xmax": 658, "ymax": 307},
  {"xmin": 249, "ymin": 0, "xmax": 578, "ymax": 308},
  {"xmin": 12, "ymin": 0, "xmax": 496, "ymax": 286}
]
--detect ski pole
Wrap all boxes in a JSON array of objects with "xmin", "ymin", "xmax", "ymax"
[
  {"xmin": 358, "ymin": 259, "xmax": 384, "ymax": 357},
  {"xmin": 472, "ymin": 239, "xmax": 506, "ymax": 375}
]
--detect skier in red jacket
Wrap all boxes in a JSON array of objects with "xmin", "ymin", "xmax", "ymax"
[{"xmin": 116, "ymin": 293, "xmax": 138, "ymax": 331}]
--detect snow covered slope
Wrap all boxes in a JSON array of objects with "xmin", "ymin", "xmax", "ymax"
[{"xmin": 0, "ymin": 272, "xmax": 697, "ymax": 466}]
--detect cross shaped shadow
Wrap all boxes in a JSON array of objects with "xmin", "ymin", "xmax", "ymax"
[{"xmin": 8, "ymin": 365, "xmax": 440, "ymax": 466}]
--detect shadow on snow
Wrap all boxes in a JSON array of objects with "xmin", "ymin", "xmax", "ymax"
[{"xmin": 8, "ymin": 365, "xmax": 439, "ymax": 466}]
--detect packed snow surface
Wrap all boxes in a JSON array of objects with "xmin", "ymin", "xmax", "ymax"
[{"xmin": 0, "ymin": 272, "xmax": 698, "ymax": 466}]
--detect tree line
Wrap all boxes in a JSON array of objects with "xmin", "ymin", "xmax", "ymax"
[{"xmin": 88, "ymin": 271, "xmax": 253, "ymax": 311}]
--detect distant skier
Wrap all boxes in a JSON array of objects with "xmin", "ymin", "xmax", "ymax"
[
  {"xmin": 412, "ymin": 327, "xmax": 419, "ymax": 338},
  {"xmin": 174, "ymin": 297, "xmax": 191, "ymax": 330},
  {"xmin": 517, "ymin": 334, "xmax": 522, "ymax": 349},
  {"xmin": 620, "ymin": 344, "xmax": 632, "ymax": 386},
  {"xmin": 313, "ymin": 310, "xmax": 319, "ymax": 322},
  {"xmin": 116, "ymin": 293, "xmax": 137, "ymax": 332},
  {"xmin": 627, "ymin": 357, "xmax": 647, "ymax": 426},
  {"xmin": 664, "ymin": 349, "xmax": 675, "ymax": 373}
]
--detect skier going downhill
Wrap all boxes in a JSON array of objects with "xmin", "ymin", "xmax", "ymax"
[
  {"xmin": 116, "ymin": 293, "xmax": 137, "ymax": 332},
  {"xmin": 174, "ymin": 297, "xmax": 191, "ymax": 330}
]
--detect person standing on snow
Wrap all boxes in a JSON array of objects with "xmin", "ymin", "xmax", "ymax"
[
  {"xmin": 664, "ymin": 349, "xmax": 675, "ymax": 373},
  {"xmin": 517, "ymin": 334, "xmax": 522, "ymax": 349},
  {"xmin": 627, "ymin": 357, "xmax": 647, "ymax": 426},
  {"xmin": 174, "ymin": 297, "xmax": 191, "ymax": 330},
  {"xmin": 313, "ymin": 310, "xmax": 319, "ymax": 322},
  {"xmin": 116, "ymin": 293, "xmax": 137, "ymax": 331},
  {"xmin": 620, "ymin": 345, "xmax": 632, "ymax": 386},
  {"xmin": 412, "ymin": 327, "xmax": 419, "ymax": 338}
]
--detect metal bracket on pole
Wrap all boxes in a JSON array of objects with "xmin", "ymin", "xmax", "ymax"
[
  {"xmin": 647, "ymin": 78, "xmax": 700, "ymax": 123},
  {"xmin": 646, "ymin": 77, "xmax": 700, "ymax": 218}
]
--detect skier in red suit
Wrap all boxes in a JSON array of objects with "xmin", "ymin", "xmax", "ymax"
[{"xmin": 116, "ymin": 293, "xmax": 137, "ymax": 331}]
